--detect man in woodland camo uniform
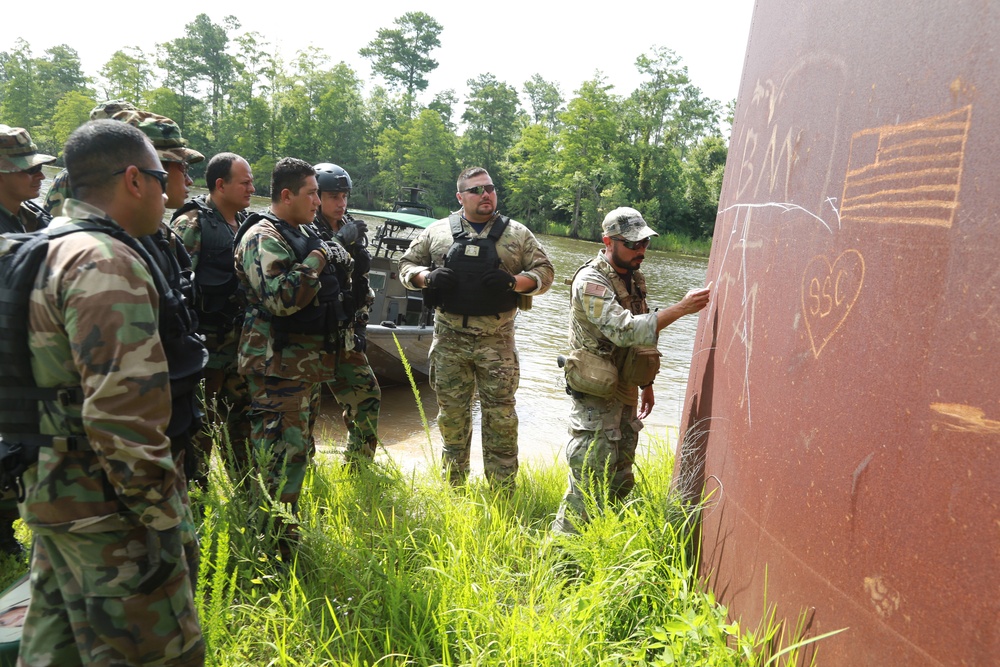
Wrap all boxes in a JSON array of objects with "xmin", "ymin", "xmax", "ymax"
[
  {"xmin": 398, "ymin": 167, "xmax": 554, "ymax": 487},
  {"xmin": 235, "ymin": 158, "xmax": 354, "ymax": 552},
  {"xmin": 309, "ymin": 162, "xmax": 381, "ymax": 467},
  {"xmin": 171, "ymin": 153, "xmax": 256, "ymax": 486},
  {"xmin": 552, "ymin": 207, "xmax": 710, "ymax": 534},
  {"xmin": 11, "ymin": 120, "xmax": 203, "ymax": 665}
]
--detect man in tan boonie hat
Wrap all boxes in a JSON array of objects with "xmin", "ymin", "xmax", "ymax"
[{"xmin": 0, "ymin": 124, "xmax": 57, "ymax": 234}]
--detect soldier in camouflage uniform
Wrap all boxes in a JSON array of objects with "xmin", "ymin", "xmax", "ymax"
[
  {"xmin": 235, "ymin": 158, "xmax": 353, "ymax": 549},
  {"xmin": 171, "ymin": 153, "xmax": 256, "ymax": 486},
  {"xmin": 399, "ymin": 167, "xmax": 554, "ymax": 487},
  {"xmin": 0, "ymin": 125, "xmax": 58, "ymax": 555},
  {"xmin": 43, "ymin": 100, "xmax": 138, "ymax": 217},
  {"xmin": 309, "ymin": 163, "xmax": 381, "ymax": 466},
  {"xmin": 13, "ymin": 120, "xmax": 203, "ymax": 665},
  {"xmin": 0, "ymin": 125, "xmax": 56, "ymax": 235},
  {"xmin": 551, "ymin": 207, "xmax": 711, "ymax": 534}
]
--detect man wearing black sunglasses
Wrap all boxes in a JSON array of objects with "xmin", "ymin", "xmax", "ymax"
[
  {"xmin": 552, "ymin": 206, "xmax": 711, "ymax": 534},
  {"xmin": 399, "ymin": 167, "xmax": 554, "ymax": 488},
  {"xmin": 0, "ymin": 125, "xmax": 57, "ymax": 236}
]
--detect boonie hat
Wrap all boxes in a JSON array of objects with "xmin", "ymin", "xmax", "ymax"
[
  {"xmin": 90, "ymin": 99, "xmax": 138, "ymax": 121},
  {"xmin": 0, "ymin": 125, "xmax": 57, "ymax": 173},
  {"xmin": 601, "ymin": 207, "xmax": 658, "ymax": 242},
  {"xmin": 110, "ymin": 109, "xmax": 205, "ymax": 164}
]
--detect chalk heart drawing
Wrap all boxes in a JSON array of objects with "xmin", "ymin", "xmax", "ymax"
[{"xmin": 801, "ymin": 249, "xmax": 866, "ymax": 358}]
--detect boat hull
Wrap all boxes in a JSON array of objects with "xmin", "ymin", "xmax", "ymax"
[{"xmin": 364, "ymin": 324, "xmax": 432, "ymax": 386}]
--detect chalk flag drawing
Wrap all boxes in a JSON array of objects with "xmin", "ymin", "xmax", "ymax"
[
  {"xmin": 840, "ymin": 105, "xmax": 972, "ymax": 227},
  {"xmin": 801, "ymin": 249, "xmax": 865, "ymax": 358},
  {"xmin": 929, "ymin": 403, "xmax": 1000, "ymax": 435}
]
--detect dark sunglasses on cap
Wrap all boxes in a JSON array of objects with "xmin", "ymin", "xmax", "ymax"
[
  {"xmin": 613, "ymin": 237, "xmax": 651, "ymax": 250},
  {"xmin": 460, "ymin": 184, "xmax": 496, "ymax": 196},
  {"xmin": 112, "ymin": 166, "xmax": 169, "ymax": 194}
]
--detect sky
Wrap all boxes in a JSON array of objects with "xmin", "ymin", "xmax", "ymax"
[{"xmin": 3, "ymin": 0, "xmax": 756, "ymax": 113}]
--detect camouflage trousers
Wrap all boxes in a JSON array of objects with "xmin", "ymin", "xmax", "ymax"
[
  {"xmin": 551, "ymin": 393, "xmax": 644, "ymax": 534},
  {"xmin": 193, "ymin": 364, "xmax": 253, "ymax": 486},
  {"xmin": 429, "ymin": 326, "xmax": 519, "ymax": 485},
  {"xmin": 325, "ymin": 349, "xmax": 381, "ymax": 464},
  {"xmin": 246, "ymin": 374, "xmax": 320, "ymax": 509},
  {"xmin": 18, "ymin": 524, "xmax": 203, "ymax": 666}
]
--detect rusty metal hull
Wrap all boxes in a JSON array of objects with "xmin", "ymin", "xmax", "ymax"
[{"xmin": 675, "ymin": 2, "xmax": 1000, "ymax": 664}]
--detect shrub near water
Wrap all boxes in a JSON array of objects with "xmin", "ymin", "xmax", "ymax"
[{"xmin": 190, "ymin": 436, "xmax": 830, "ymax": 666}]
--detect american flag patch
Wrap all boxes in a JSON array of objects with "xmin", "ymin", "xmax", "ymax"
[{"xmin": 584, "ymin": 282, "xmax": 607, "ymax": 297}]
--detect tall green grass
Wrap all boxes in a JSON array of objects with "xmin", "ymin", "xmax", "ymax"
[{"xmin": 1, "ymin": 436, "xmax": 837, "ymax": 666}]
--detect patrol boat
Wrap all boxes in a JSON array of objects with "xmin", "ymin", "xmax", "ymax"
[{"xmin": 349, "ymin": 206, "xmax": 436, "ymax": 386}]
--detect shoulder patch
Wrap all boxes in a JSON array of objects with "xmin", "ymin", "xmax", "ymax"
[{"xmin": 584, "ymin": 282, "xmax": 607, "ymax": 297}]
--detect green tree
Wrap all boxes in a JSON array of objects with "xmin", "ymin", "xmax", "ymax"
[
  {"xmin": 181, "ymin": 13, "xmax": 240, "ymax": 138},
  {"xmin": 51, "ymin": 90, "xmax": 97, "ymax": 151},
  {"xmin": 0, "ymin": 39, "xmax": 40, "ymax": 131},
  {"xmin": 36, "ymin": 45, "xmax": 90, "ymax": 109},
  {"xmin": 523, "ymin": 74, "xmax": 563, "ymax": 130},
  {"xmin": 501, "ymin": 122, "xmax": 558, "ymax": 224},
  {"xmin": 681, "ymin": 135, "xmax": 727, "ymax": 237},
  {"xmin": 359, "ymin": 11, "xmax": 443, "ymax": 117},
  {"xmin": 428, "ymin": 89, "xmax": 458, "ymax": 131},
  {"xmin": 556, "ymin": 76, "xmax": 621, "ymax": 237},
  {"xmin": 460, "ymin": 74, "xmax": 523, "ymax": 179},
  {"xmin": 99, "ymin": 47, "xmax": 153, "ymax": 104},
  {"xmin": 401, "ymin": 109, "xmax": 458, "ymax": 208}
]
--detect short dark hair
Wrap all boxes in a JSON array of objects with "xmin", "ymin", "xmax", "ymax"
[
  {"xmin": 457, "ymin": 167, "xmax": 489, "ymax": 191},
  {"xmin": 64, "ymin": 120, "xmax": 154, "ymax": 200},
  {"xmin": 205, "ymin": 152, "xmax": 242, "ymax": 192},
  {"xmin": 270, "ymin": 157, "xmax": 315, "ymax": 203}
]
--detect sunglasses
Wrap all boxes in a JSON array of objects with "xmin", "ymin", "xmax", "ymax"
[
  {"xmin": 613, "ymin": 237, "xmax": 650, "ymax": 250},
  {"xmin": 460, "ymin": 184, "xmax": 496, "ymax": 196},
  {"xmin": 23, "ymin": 164, "xmax": 45, "ymax": 176},
  {"xmin": 113, "ymin": 167, "xmax": 169, "ymax": 194}
]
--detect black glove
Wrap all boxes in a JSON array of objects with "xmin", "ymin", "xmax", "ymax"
[
  {"xmin": 426, "ymin": 267, "xmax": 458, "ymax": 292},
  {"xmin": 304, "ymin": 235, "xmax": 336, "ymax": 264},
  {"xmin": 482, "ymin": 268, "xmax": 516, "ymax": 294},
  {"xmin": 336, "ymin": 221, "xmax": 362, "ymax": 247}
]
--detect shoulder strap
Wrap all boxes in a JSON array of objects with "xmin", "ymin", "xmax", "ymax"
[
  {"xmin": 449, "ymin": 212, "xmax": 467, "ymax": 239},
  {"xmin": 487, "ymin": 214, "xmax": 510, "ymax": 242},
  {"xmin": 170, "ymin": 195, "xmax": 212, "ymax": 222}
]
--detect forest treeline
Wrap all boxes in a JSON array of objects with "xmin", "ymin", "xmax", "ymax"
[{"xmin": 0, "ymin": 12, "xmax": 728, "ymax": 240}]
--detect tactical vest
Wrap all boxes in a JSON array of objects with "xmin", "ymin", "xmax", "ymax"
[
  {"xmin": 172, "ymin": 196, "xmax": 245, "ymax": 334},
  {"xmin": 236, "ymin": 212, "xmax": 354, "ymax": 351},
  {"xmin": 0, "ymin": 219, "xmax": 207, "ymax": 497},
  {"xmin": 439, "ymin": 213, "xmax": 518, "ymax": 318},
  {"xmin": 311, "ymin": 213, "xmax": 370, "ymax": 315}
]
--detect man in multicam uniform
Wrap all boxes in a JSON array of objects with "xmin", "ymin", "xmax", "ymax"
[
  {"xmin": 171, "ymin": 153, "xmax": 256, "ymax": 486},
  {"xmin": 551, "ymin": 207, "xmax": 711, "ymax": 534},
  {"xmin": 309, "ymin": 163, "xmax": 381, "ymax": 466},
  {"xmin": 0, "ymin": 125, "xmax": 56, "ymax": 235},
  {"xmin": 13, "ymin": 120, "xmax": 203, "ymax": 665},
  {"xmin": 398, "ymin": 167, "xmax": 554, "ymax": 487},
  {"xmin": 235, "ymin": 158, "xmax": 353, "ymax": 551},
  {"xmin": 0, "ymin": 125, "xmax": 57, "ymax": 555}
]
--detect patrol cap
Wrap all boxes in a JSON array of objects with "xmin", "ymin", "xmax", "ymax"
[
  {"xmin": 0, "ymin": 125, "xmax": 57, "ymax": 173},
  {"xmin": 109, "ymin": 109, "xmax": 205, "ymax": 164},
  {"xmin": 601, "ymin": 206, "xmax": 658, "ymax": 242},
  {"xmin": 90, "ymin": 99, "xmax": 138, "ymax": 121}
]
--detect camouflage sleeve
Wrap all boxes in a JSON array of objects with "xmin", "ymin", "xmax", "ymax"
[
  {"xmin": 398, "ymin": 227, "xmax": 434, "ymax": 289},
  {"xmin": 240, "ymin": 226, "xmax": 324, "ymax": 316},
  {"xmin": 42, "ymin": 169, "xmax": 71, "ymax": 217},
  {"xmin": 572, "ymin": 270, "xmax": 658, "ymax": 349},
  {"xmin": 38, "ymin": 236, "xmax": 185, "ymax": 531},
  {"xmin": 515, "ymin": 227, "xmax": 554, "ymax": 296},
  {"xmin": 170, "ymin": 210, "xmax": 202, "ymax": 271}
]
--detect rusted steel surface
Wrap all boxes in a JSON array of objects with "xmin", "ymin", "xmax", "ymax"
[{"xmin": 674, "ymin": 2, "xmax": 1000, "ymax": 664}]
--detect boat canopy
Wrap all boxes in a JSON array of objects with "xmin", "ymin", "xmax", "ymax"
[{"xmin": 349, "ymin": 209, "xmax": 437, "ymax": 230}]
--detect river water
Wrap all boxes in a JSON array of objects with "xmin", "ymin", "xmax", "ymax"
[
  {"xmin": 323, "ymin": 234, "xmax": 710, "ymax": 476},
  {"xmin": 37, "ymin": 173, "xmax": 709, "ymax": 477}
]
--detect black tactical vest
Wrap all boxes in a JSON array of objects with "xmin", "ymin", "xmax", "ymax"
[
  {"xmin": 0, "ymin": 219, "xmax": 206, "ymax": 496},
  {"xmin": 0, "ymin": 199, "xmax": 52, "ymax": 235},
  {"xmin": 172, "ymin": 196, "xmax": 245, "ymax": 334},
  {"xmin": 236, "ymin": 212, "xmax": 354, "ymax": 350},
  {"xmin": 439, "ymin": 213, "xmax": 518, "ymax": 317}
]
